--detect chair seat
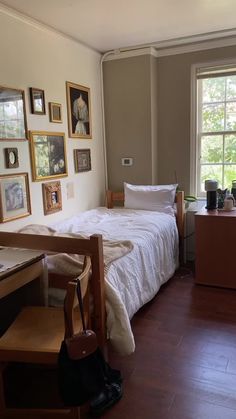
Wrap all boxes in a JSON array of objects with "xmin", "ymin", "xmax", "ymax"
[{"xmin": 0, "ymin": 306, "xmax": 82, "ymax": 364}]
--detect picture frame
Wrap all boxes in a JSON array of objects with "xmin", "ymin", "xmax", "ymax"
[
  {"xmin": 29, "ymin": 131, "xmax": 68, "ymax": 181},
  {"xmin": 42, "ymin": 181, "xmax": 62, "ymax": 215},
  {"xmin": 0, "ymin": 86, "xmax": 28, "ymax": 141},
  {"xmin": 4, "ymin": 147, "xmax": 19, "ymax": 169},
  {"xmin": 0, "ymin": 173, "xmax": 31, "ymax": 223},
  {"xmin": 74, "ymin": 148, "xmax": 91, "ymax": 172},
  {"xmin": 66, "ymin": 81, "xmax": 92, "ymax": 139},
  {"xmin": 29, "ymin": 87, "xmax": 46, "ymax": 115},
  {"xmin": 49, "ymin": 102, "xmax": 62, "ymax": 123}
]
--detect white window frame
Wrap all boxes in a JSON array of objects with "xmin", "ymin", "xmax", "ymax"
[{"xmin": 190, "ymin": 58, "xmax": 236, "ymax": 198}]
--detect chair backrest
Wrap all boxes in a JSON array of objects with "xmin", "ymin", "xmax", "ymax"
[{"xmin": 64, "ymin": 256, "xmax": 91, "ymax": 339}]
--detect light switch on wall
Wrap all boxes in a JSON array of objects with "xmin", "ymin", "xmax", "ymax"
[{"xmin": 66, "ymin": 182, "xmax": 74, "ymax": 199}]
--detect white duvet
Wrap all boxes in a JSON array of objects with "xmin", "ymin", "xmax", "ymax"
[{"xmin": 51, "ymin": 207, "xmax": 179, "ymax": 356}]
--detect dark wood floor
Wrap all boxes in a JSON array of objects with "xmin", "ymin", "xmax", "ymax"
[{"xmin": 103, "ymin": 267, "xmax": 236, "ymax": 419}]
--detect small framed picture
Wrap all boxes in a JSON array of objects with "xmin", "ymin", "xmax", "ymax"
[
  {"xmin": 42, "ymin": 181, "xmax": 62, "ymax": 215},
  {"xmin": 4, "ymin": 148, "xmax": 19, "ymax": 168},
  {"xmin": 29, "ymin": 87, "xmax": 46, "ymax": 114},
  {"xmin": 74, "ymin": 149, "xmax": 91, "ymax": 173},
  {"xmin": 49, "ymin": 102, "xmax": 62, "ymax": 123},
  {"xmin": 0, "ymin": 173, "xmax": 31, "ymax": 223},
  {"xmin": 66, "ymin": 81, "xmax": 92, "ymax": 139}
]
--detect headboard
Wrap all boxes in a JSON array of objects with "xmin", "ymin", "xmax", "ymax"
[{"xmin": 106, "ymin": 189, "xmax": 185, "ymax": 264}]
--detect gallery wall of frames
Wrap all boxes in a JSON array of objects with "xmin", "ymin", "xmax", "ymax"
[{"xmin": 0, "ymin": 83, "xmax": 94, "ymax": 224}]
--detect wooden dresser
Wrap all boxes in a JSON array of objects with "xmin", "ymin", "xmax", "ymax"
[{"xmin": 195, "ymin": 208, "xmax": 236, "ymax": 289}]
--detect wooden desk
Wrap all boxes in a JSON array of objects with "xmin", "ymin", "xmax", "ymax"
[
  {"xmin": 195, "ymin": 208, "xmax": 236, "ymax": 288},
  {"xmin": 0, "ymin": 249, "xmax": 47, "ymax": 335}
]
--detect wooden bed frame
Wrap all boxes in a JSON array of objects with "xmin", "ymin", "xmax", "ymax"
[
  {"xmin": 106, "ymin": 189, "xmax": 185, "ymax": 263},
  {"xmin": 0, "ymin": 189, "xmax": 185, "ymax": 353}
]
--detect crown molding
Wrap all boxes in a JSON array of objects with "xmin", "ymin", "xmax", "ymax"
[
  {"xmin": 104, "ymin": 33, "xmax": 236, "ymax": 61},
  {"xmin": 155, "ymin": 35, "xmax": 236, "ymax": 57},
  {"xmin": 0, "ymin": 2, "xmax": 100, "ymax": 54}
]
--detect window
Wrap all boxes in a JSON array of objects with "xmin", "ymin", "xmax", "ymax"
[{"xmin": 194, "ymin": 65, "xmax": 236, "ymax": 197}]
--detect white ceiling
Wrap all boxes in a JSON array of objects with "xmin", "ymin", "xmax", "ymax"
[{"xmin": 1, "ymin": 0, "xmax": 236, "ymax": 53}]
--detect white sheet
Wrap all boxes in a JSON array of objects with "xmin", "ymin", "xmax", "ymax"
[{"xmin": 51, "ymin": 207, "xmax": 179, "ymax": 355}]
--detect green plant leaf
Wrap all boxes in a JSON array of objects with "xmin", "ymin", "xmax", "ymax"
[{"xmin": 184, "ymin": 195, "xmax": 197, "ymax": 202}]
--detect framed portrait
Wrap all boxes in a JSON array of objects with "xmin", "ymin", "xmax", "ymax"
[
  {"xmin": 29, "ymin": 87, "xmax": 46, "ymax": 115},
  {"xmin": 49, "ymin": 102, "xmax": 62, "ymax": 123},
  {"xmin": 66, "ymin": 81, "xmax": 92, "ymax": 139},
  {"xmin": 0, "ymin": 86, "xmax": 28, "ymax": 141},
  {"xmin": 29, "ymin": 131, "xmax": 68, "ymax": 181},
  {"xmin": 42, "ymin": 181, "xmax": 62, "ymax": 215},
  {"xmin": 0, "ymin": 173, "xmax": 31, "ymax": 223},
  {"xmin": 4, "ymin": 147, "xmax": 19, "ymax": 169},
  {"xmin": 74, "ymin": 149, "xmax": 91, "ymax": 172}
]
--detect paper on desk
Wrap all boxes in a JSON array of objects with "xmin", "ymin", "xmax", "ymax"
[{"xmin": 0, "ymin": 248, "xmax": 44, "ymax": 273}]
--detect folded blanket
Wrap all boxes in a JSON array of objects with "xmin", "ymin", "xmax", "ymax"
[{"xmin": 17, "ymin": 224, "xmax": 133, "ymax": 272}]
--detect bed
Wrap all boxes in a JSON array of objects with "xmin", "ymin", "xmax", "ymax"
[{"xmin": 0, "ymin": 185, "xmax": 184, "ymax": 356}]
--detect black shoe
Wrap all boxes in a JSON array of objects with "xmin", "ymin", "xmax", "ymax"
[{"xmin": 89, "ymin": 382, "xmax": 123, "ymax": 417}]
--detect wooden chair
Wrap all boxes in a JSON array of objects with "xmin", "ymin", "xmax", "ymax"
[{"xmin": 0, "ymin": 256, "xmax": 91, "ymax": 419}]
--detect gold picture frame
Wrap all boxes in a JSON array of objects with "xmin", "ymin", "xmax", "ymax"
[
  {"xmin": 42, "ymin": 181, "xmax": 62, "ymax": 215},
  {"xmin": 0, "ymin": 173, "xmax": 31, "ymax": 223},
  {"xmin": 29, "ymin": 87, "xmax": 46, "ymax": 115},
  {"xmin": 66, "ymin": 81, "xmax": 92, "ymax": 139},
  {"xmin": 74, "ymin": 149, "xmax": 91, "ymax": 172},
  {"xmin": 49, "ymin": 102, "xmax": 62, "ymax": 123},
  {"xmin": 29, "ymin": 131, "xmax": 68, "ymax": 181},
  {"xmin": 0, "ymin": 86, "xmax": 28, "ymax": 141}
]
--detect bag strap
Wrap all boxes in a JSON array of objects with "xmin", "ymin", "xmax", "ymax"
[
  {"xmin": 63, "ymin": 275, "xmax": 87, "ymax": 338},
  {"xmin": 76, "ymin": 278, "xmax": 87, "ymax": 332}
]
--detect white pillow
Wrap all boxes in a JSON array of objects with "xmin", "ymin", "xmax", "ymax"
[{"xmin": 124, "ymin": 183, "xmax": 178, "ymax": 214}]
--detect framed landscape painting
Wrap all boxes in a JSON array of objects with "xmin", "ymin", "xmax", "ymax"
[
  {"xmin": 29, "ymin": 131, "xmax": 68, "ymax": 181},
  {"xmin": 0, "ymin": 86, "xmax": 28, "ymax": 141},
  {"xmin": 66, "ymin": 81, "xmax": 92, "ymax": 139},
  {"xmin": 0, "ymin": 173, "xmax": 31, "ymax": 223}
]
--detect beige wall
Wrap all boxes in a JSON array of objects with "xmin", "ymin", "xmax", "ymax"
[
  {"xmin": 0, "ymin": 9, "xmax": 105, "ymax": 231},
  {"xmin": 103, "ymin": 45, "xmax": 236, "ymax": 194},
  {"xmin": 103, "ymin": 55, "xmax": 157, "ymax": 191}
]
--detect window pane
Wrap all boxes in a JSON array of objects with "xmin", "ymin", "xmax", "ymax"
[
  {"xmin": 224, "ymin": 165, "xmax": 236, "ymax": 189},
  {"xmin": 225, "ymin": 134, "xmax": 236, "ymax": 163},
  {"xmin": 202, "ymin": 77, "xmax": 225, "ymax": 102},
  {"xmin": 201, "ymin": 135, "xmax": 223, "ymax": 163},
  {"xmin": 200, "ymin": 165, "xmax": 222, "ymax": 192},
  {"xmin": 226, "ymin": 102, "xmax": 236, "ymax": 130},
  {"xmin": 202, "ymin": 104, "xmax": 224, "ymax": 132},
  {"xmin": 226, "ymin": 76, "xmax": 236, "ymax": 100}
]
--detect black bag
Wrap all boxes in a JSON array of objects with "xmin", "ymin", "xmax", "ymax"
[{"xmin": 58, "ymin": 275, "xmax": 122, "ymax": 408}]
